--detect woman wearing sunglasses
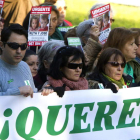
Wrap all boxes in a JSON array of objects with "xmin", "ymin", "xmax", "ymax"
[
  {"xmin": 104, "ymin": 27, "xmax": 140, "ymax": 83},
  {"xmin": 41, "ymin": 46, "xmax": 88, "ymax": 97},
  {"xmin": 88, "ymin": 48, "xmax": 135, "ymax": 93}
]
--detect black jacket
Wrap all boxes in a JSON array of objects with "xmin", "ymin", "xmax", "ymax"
[{"xmin": 87, "ymin": 72, "xmax": 137, "ymax": 93}]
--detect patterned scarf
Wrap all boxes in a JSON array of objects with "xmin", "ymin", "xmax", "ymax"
[{"xmin": 48, "ymin": 76, "xmax": 88, "ymax": 91}]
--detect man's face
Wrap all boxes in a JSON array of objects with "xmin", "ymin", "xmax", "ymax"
[
  {"xmin": 49, "ymin": 11, "xmax": 58, "ymax": 36},
  {"xmin": 1, "ymin": 32, "xmax": 27, "ymax": 65},
  {"xmin": 40, "ymin": 19, "xmax": 48, "ymax": 29}
]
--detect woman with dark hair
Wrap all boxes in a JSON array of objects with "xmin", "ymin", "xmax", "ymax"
[
  {"xmin": 22, "ymin": 50, "xmax": 39, "ymax": 90},
  {"xmin": 23, "ymin": 50, "xmax": 39, "ymax": 77},
  {"xmin": 42, "ymin": 46, "xmax": 88, "ymax": 97},
  {"xmin": 34, "ymin": 40, "xmax": 64, "ymax": 90},
  {"xmin": 103, "ymin": 27, "xmax": 140, "ymax": 83},
  {"xmin": 88, "ymin": 48, "xmax": 135, "ymax": 93}
]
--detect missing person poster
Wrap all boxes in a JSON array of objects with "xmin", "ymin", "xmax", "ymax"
[
  {"xmin": 91, "ymin": 4, "xmax": 111, "ymax": 44},
  {"xmin": 28, "ymin": 6, "xmax": 52, "ymax": 46}
]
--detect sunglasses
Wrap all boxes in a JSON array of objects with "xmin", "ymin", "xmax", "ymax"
[
  {"xmin": 58, "ymin": 6, "xmax": 67, "ymax": 11},
  {"xmin": 67, "ymin": 63, "xmax": 83, "ymax": 69},
  {"xmin": 110, "ymin": 18, "xmax": 115, "ymax": 23},
  {"xmin": 4, "ymin": 42, "xmax": 27, "ymax": 50},
  {"xmin": 107, "ymin": 62, "xmax": 125, "ymax": 68},
  {"xmin": 0, "ymin": 18, "xmax": 4, "ymax": 23}
]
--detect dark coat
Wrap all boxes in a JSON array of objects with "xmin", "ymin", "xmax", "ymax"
[{"xmin": 87, "ymin": 72, "xmax": 137, "ymax": 93}]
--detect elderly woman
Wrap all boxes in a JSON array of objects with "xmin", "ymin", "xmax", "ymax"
[
  {"xmin": 34, "ymin": 40, "xmax": 65, "ymax": 90},
  {"xmin": 88, "ymin": 48, "xmax": 134, "ymax": 92},
  {"xmin": 76, "ymin": 19, "xmax": 100, "ymax": 46},
  {"xmin": 42, "ymin": 46, "xmax": 88, "ymax": 97},
  {"xmin": 104, "ymin": 27, "xmax": 140, "ymax": 83}
]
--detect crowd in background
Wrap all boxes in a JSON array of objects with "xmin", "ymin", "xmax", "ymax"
[{"xmin": 1, "ymin": 0, "xmax": 140, "ymax": 97}]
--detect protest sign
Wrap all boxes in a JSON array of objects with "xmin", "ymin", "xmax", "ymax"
[
  {"xmin": 67, "ymin": 37, "xmax": 83, "ymax": 52},
  {"xmin": 1, "ymin": 87, "xmax": 140, "ymax": 140},
  {"xmin": 28, "ymin": 6, "xmax": 52, "ymax": 46},
  {"xmin": 58, "ymin": 26, "xmax": 74, "ymax": 32},
  {"xmin": 91, "ymin": 4, "xmax": 111, "ymax": 44},
  {"xmin": 0, "ymin": 0, "xmax": 5, "ymax": 16},
  {"xmin": 0, "ymin": 0, "xmax": 5, "ymax": 8},
  {"xmin": 67, "ymin": 37, "xmax": 81, "ymax": 46}
]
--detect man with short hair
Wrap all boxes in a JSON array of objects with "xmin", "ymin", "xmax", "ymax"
[{"xmin": 0, "ymin": 24, "xmax": 37, "ymax": 97}]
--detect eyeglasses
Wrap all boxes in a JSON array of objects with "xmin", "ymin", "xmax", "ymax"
[
  {"xmin": 58, "ymin": 6, "xmax": 67, "ymax": 11},
  {"xmin": 107, "ymin": 62, "xmax": 125, "ymax": 68},
  {"xmin": 4, "ymin": 42, "xmax": 27, "ymax": 50},
  {"xmin": 66, "ymin": 63, "xmax": 83, "ymax": 69},
  {"xmin": 110, "ymin": 18, "xmax": 115, "ymax": 23},
  {"xmin": 0, "ymin": 18, "xmax": 4, "ymax": 23}
]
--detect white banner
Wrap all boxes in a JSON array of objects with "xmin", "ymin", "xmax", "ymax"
[{"xmin": 0, "ymin": 87, "xmax": 140, "ymax": 140}]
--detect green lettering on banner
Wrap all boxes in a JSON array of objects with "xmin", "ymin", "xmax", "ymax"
[
  {"xmin": 16, "ymin": 107, "xmax": 42, "ymax": 140},
  {"xmin": 47, "ymin": 105, "xmax": 72, "ymax": 136},
  {"xmin": 0, "ymin": 108, "xmax": 12, "ymax": 140},
  {"xmin": 70, "ymin": 102, "xmax": 94, "ymax": 134},
  {"xmin": 116, "ymin": 98, "xmax": 140, "ymax": 129},
  {"xmin": 92, "ymin": 101, "xmax": 117, "ymax": 131}
]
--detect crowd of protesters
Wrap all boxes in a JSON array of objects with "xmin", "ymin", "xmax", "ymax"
[{"xmin": 0, "ymin": 0, "xmax": 140, "ymax": 97}]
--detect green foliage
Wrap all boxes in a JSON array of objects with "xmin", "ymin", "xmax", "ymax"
[{"xmin": 65, "ymin": 0, "xmax": 140, "ymax": 29}]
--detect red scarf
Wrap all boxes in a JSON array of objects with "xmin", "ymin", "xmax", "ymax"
[{"xmin": 48, "ymin": 76, "xmax": 88, "ymax": 91}]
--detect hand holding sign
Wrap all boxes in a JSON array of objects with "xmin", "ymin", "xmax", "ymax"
[{"xmin": 90, "ymin": 25, "xmax": 100, "ymax": 41}]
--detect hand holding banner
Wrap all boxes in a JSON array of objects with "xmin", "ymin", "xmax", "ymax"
[{"xmin": 1, "ymin": 87, "xmax": 140, "ymax": 140}]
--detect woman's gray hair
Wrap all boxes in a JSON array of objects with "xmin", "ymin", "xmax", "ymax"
[{"xmin": 38, "ymin": 40, "xmax": 65, "ymax": 71}]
